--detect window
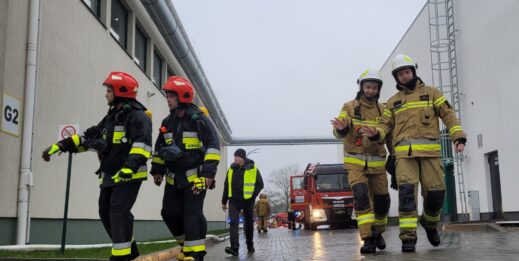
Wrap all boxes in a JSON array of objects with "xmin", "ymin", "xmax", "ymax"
[
  {"xmin": 291, "ymin": 177, "xmax": 304, "ymax": 190},
  {"xmin": 111, "ymin": 0, "xmax": 128, "ymax": 48},
  {"xmin": 83, "ymin": 0, "xmax": 101, "ymax": 18},
  {"xmin": 315, "ymin": 174, "xmax": 350, "ymax": 192},
  {"xmin": 153, "ymin": 51, "xmax": 163, "ymax": 86},
  {"xmin": 134, "ymin": 25, "xmax": 147, "ymax": 71}
]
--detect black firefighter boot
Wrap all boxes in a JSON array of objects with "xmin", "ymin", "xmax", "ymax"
[
  {"xmin": 128, "ymin": 240, "xmax": 140, "ymax": 260},
  {"xmin": 373, "ymin": 231, "xmax": 386, "ymax": 250},
  {"xmin": 225, "ymin": 246, "xmax": 239, "ymax": 256},
  {"xmin": 360, "ymin": 237, "xmax": 376, "ymax": 254},
  {"xmin": 401, "ymin": 238, "xmax": 417, "ymax": 252},
  {"xmin": 420, "ymin": 217, "xmax": 441, "ymax": 246}
]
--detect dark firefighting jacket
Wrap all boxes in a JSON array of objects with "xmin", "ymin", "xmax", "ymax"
[
  {"xmin": 150, "ymin": 104, "xmax": 221, "ymax": 189},
  {"xmin": 93, "ymin": 100, "xmax": 152, "ymax": 187}
]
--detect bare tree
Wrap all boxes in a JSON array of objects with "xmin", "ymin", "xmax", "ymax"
[{"xmin": 265, "ymin": 164, "xmax": 300, "ymax": 212}]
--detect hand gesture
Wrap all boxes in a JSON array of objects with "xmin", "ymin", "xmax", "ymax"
[
  {"xmin": 153, "ymin": 174, "xmax": 163, "ymax": 186},
  {"xmin": 454, "ymin": 140, "xmax": 465, "ymax": 153},
  {"xmin": 331, "ymin": 117, "xmax": 348, "ymax": 130},
  {"xmin": 206, "ymin": 177, "xmax": 215, "ymax": 190},
  {"xmin": 360, "ymin": 127, "xmax": 378, "ymax": 138},
  {"xmin": 42, "ymin": 144, "xmax": 61, "ymax": 162}
]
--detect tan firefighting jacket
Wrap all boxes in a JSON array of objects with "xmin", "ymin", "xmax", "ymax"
[
  {"xmin": 333, "ymin": 96, "xmax": 388, "ymax": 174},
  {"xmin": 376, "ymin": 79, "xmax": 466, "ymax": 159},
  {"xmin": 255, "ymin": 198, "xmax": 271, "ymax": 217}
]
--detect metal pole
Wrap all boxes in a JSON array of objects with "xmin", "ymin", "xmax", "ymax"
[{"xmin": 60, "ymin": 153, "xmax": 73, "ymax": 254}]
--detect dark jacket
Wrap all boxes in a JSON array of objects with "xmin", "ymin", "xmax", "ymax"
[
  {"xmin": 96, "ymin": 100, "xmax": 152, "ymax": 187},
  {"xmin": 221, "ymin": 159, "xmax": 264, "ymax": 208},
  {"xmin": 150, "ymin": 104, "xmax": 221, "ymax": 189}
]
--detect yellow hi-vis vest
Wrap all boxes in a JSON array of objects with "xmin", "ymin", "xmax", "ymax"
[{"xmin": 227, "ymin": 165, "xmax": 257, "ymax": 199}]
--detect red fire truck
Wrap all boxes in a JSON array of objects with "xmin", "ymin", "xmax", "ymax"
[{"xmin": 289, "ymin": 163, "xmax": 356, "ymax": 230}]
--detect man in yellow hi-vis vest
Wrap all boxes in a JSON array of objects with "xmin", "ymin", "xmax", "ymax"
[{"xmin": 221, "ymin": 148, "xmax": 264, "ymax": 256}]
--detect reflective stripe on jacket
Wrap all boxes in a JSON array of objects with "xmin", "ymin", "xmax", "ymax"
[{"xmin": 376, "ymin": 80, "xmax": 466, "ymax": 158}]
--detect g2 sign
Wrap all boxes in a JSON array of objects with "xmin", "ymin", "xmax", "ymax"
[{"xmin": 2, "ymin": 94, "xmax": 21, "ymax": 136}]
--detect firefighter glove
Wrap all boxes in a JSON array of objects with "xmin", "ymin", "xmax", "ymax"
[
  {"xmin": 385, "ymin": 155, "xmax": 396, "ymax": 176},
  {"xmin": 192, "ymin": 177, "xmax": 207, "ymax": 194},
  {"xmin": 42, "ymin": 144, "xmax": 61, "ymax": 162},
  {"xmin": 57, "ymin": 137, "xmax": 77, "ymax": 153},
  {"xmin": 390, "ymin": 174, "xmax": 398, "ymax": 191},
  {"xmin": 112, "ymin": 168, "xmax": 133, "ymax": 183}
]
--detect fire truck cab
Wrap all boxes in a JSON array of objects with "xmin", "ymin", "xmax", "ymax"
[{"xmin": 290, "ymin": 163, "xmax": 356, "ymax": 230}]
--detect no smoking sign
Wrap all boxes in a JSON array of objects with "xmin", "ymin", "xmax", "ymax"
[{"xmin": 58, "ymin": 124, "xmax": 80, "ymax": 140}]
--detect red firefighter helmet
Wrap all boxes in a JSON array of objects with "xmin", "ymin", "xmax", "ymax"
[
  {"xmin": 103, "ymin": 72, "xmax": 139, "ymax": 99},
  {"xmin": 162, "ymin": 76, "xmax": 195, "ymax": 103}
]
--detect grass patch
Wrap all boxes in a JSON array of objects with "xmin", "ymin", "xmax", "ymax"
[
  {"xmin": 0, "ymin": 247, "xmax": 113, "ymax": 259},
  {"xmin": 0, "ymin": 229, "xmax": 228, "ymax": 259}
]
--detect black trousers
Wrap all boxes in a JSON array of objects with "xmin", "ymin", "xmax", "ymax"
[
  {"xmin": 161, "ymin": 184, "xmax": 207, "ymax": 259},
  {"xmin": 99, "ymin": 182, "xmax": 141, "ymax": 259},
  {"xmin": 228, "ymin": 202, "xmax": 254, "ymax": 249}
]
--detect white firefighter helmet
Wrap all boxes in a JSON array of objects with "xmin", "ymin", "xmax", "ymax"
[
  {"xmin": 391, "ymin": 53, "xmax": 417, "ymax": 75},
  {"xmin": 357, "ymin": 69, "xmax": 383, "ymax": 86}
]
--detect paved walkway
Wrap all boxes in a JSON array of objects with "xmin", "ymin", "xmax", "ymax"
[{"xmin": 202, "ymin": 225, "xmax": 519, "ymax": 260}]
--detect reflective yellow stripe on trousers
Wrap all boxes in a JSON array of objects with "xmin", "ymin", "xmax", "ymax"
[
  {"xmin": 423, "ymin": 212, "xmax": 441, "ymax": 222},
  {"xmin": 112, "ymin": 241, "xmax": 131, "ymax": 256},
  {"xmin": 183, "ymin": 239, "xmax": 206, "ymax": 252},
  {"xmin": 357, "ymin": 214, "xmax": 375, "ymax": 225},
  {"xmin": 374, "ymin": 217, "xmax": 388, "ymax": 226},
  {"xmin": 344, "ymin": 153, "xmax": 386, "ymax": 168},
  {"xmin": 395, "ymin": 139, "xmax": 441, "ymax": 153},
  {"xmin": 399, "ymin": 217, "xmax": 417, "ymax": 228}
]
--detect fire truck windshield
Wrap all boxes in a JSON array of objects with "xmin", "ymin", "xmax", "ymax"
[{"xmin": 315, "ymin": 173, "xmax": 350, "ymax": 192}]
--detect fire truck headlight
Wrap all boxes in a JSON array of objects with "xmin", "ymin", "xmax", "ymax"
[{"xmin": 312, "ymin": 209, "xmax": 326, "ymax": 220}]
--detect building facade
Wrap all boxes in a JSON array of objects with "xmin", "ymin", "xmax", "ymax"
[{"xmin": 0, "ymin": 0, "xmax": 228, "ymax": 245}]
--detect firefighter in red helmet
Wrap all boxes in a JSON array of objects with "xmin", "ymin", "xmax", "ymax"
[
  {"xmin": 150, "ymin": 76, "xmax": 221, "ymax": 261},
  {"xmin": 42, "ymin": 71, "xmax": 152, "ymax": 260}
]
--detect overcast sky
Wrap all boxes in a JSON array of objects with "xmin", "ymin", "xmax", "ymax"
[{"xmin": 173, "ymin": 1, "xmax": 427, "ymax": 179}]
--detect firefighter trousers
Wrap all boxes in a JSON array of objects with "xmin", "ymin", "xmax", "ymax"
[
  {"xmin": 257, "ymin": 216, "xmax": 268, "ymax": 231},
  {"xmin": 99, "ymin": 181, "xmax": 142, "ymax": 260},
  {"xmin": 229, "ymin": 202, "xmax": 254, "ymax": 249},
  {"xmin": 161, "ymin": 184, "xmax": 207, "ymax": 260},
  {"xmin": 396, "ymin": 157, "xmax": 446, "ymax": 241},
  {"xmin": 348, "ymin": 169, "xmax": 390, "ymax": 239}
]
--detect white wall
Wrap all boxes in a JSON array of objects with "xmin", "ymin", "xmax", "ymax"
[
  {"xmin": 0, "ymin": 0, "xmax": 29, "ymax": 218},
  {"xmin": 454, "ymin": 0, "xmax": 519, "ymax": 214}
]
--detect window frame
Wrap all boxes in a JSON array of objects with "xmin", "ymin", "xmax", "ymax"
[
  {"xmin": 134, "ymin": 22, "xmax": 148, "ymax": 72},
  {"xmin": 153, "ymin": 50, "xmax": 164, "ymax": 87},
  {"xmin": 110, "ymin": 0, "xmax": 129, "ymax": 49}
]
